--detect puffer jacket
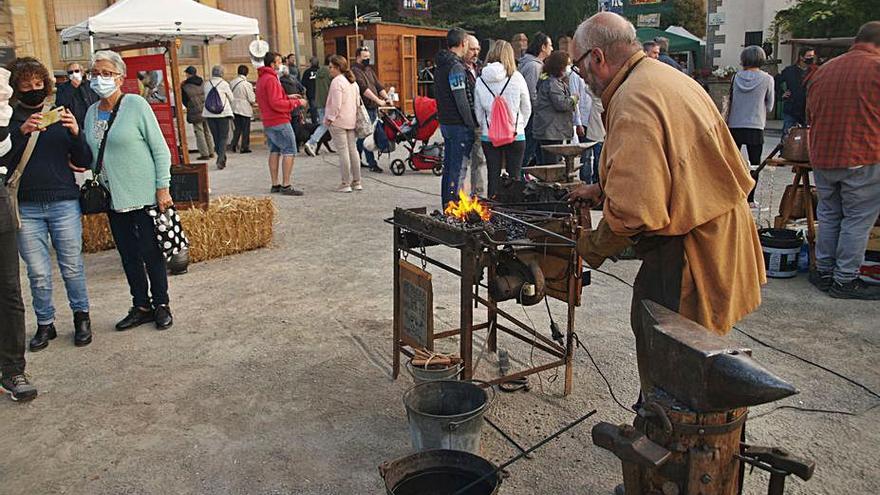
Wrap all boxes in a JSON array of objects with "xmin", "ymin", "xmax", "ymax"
[
  {"xmin": 473, "ymin": 62, "xmax": 531, "ymax": 142},
  {"xmin": 181, "ymin": 75, "xmax": 205, "ymax": 124},
  {"xmin": 531, "ymin": 74, "xmax": 576, "ymax": 141}
]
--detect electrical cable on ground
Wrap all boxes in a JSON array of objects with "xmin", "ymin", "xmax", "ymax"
[{"xmin": 572, "ymin": 331, "xmax": 635, "ymax": 415}]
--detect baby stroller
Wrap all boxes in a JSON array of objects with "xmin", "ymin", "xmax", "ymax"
[{"xmin": 379, "ymin": 96, "xmax": 444, "ymax": 176}]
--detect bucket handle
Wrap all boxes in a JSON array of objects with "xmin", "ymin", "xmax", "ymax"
[{"xmin": 445, "ymin": 379, "xmax": 497, "ymax": 432}]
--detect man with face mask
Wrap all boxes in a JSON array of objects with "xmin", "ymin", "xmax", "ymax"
[
  {"xmin": 568, "ymin": 13, "xmax": 765, "ymax": 340},
  {"xmin": 777, "ymin": 46, "xmax": 815, "ymax": 138},
  {"xmin": 54, "ymin": 62, "xmax": 99, "ymax": 127},
  {"xmin": 352, "ymin": 46, "xmax": 391, "ymax": 173}
]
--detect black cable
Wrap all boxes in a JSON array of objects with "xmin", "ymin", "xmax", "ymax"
[
  {"xmin": 592, "ymin": 267, "xmax": 635, "ymax": 288},
  {"xmin": 733, "ymin": 325, "xmax": 880, "ymax": 401},
  {"xmin": 572, "ymin": 332, "xmax": 634, "ymax": 415},
  {"xmin": 749, "ymin": 404, "xmax": 863, "ymax": 421}
]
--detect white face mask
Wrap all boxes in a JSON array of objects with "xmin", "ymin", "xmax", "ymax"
[
  {"xmin": 70, "ymin": 71, "xmax": 83, "ymax": 83},
  {"xmin": 90, "ymin": 75, "xmax": 118, "ymax": 98},
  {"xmin": 565, "ymin": 65, "xmax": 573, "ymax": 76}
]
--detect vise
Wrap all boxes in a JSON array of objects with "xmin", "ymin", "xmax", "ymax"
[{"xmin": 593, "ymin": 301, "xmax": 814, "ymax": 495}]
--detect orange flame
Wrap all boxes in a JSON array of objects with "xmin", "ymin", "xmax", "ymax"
[{"xmin": 444, "ymin": 191, "xmax": 492, "ymax": 222}]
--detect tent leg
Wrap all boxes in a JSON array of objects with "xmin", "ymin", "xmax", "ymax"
[
  {"xmin": 89, "ymin": 35, "xmax": 95, "ymax": 60},
  {"xmin": 167, "ymin": 40, "xmax": 190, "ymax": 166}
]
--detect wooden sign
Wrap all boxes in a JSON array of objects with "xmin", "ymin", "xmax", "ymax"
[
  {"xmin": 398, "ymin": 259, "xmax": 434, "ymax": 349},
  {"xmin": 170, "ymin": 162, "xmax": 209, "ymax": 210}
]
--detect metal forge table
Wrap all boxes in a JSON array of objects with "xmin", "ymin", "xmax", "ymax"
[{"xmin": 387, "ymin": 198, "xmax": 589, "ymax": 396}]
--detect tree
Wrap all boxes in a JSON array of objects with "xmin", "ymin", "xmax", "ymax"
[
  {"xmin": 775, "ymin": 0, "xmax": 880, "ymax": 38},
  {"xmin": 662, "ymin": 0, "xmax": 706, "ymax": 36}
]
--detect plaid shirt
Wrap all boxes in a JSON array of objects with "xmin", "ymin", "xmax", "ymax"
[{"xmin": 806, "ymin": 44, "xmax": 880, "ymax": 169}]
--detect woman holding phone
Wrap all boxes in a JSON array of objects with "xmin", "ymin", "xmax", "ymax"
[{"xmin": 0, "ymin": 57, "xmax": 94, "ymax": 351}]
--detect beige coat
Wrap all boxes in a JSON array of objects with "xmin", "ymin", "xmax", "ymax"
[{"xmin": 595, "ymin": 51, "xmax": 766, "ymax": 334}]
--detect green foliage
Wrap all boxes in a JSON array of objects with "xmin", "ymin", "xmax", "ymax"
[
  {"xmin": 312, "ymin": 0, "xmax": 598, "ymax": 43},
  {"xmin": 775, "ymin": 0, "xmax": 880, "ymax": 38},
  {"xmin": 662, "ymin": 0, "xmax": 706, "ymax": 36}
]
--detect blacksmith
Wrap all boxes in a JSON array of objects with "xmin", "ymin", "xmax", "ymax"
[{"xmin": 568, "ymin": 12, "xmax": 766, "ymax": 336}]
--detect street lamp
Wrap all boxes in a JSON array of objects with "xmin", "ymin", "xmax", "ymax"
[{"xmin": 354, "ymin": 6, "xmax": 380, "ymax": 44}]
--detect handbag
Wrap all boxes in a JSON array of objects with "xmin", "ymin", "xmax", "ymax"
[
  {"xmin": 781, "ymin": 126, "xmax": 810, "ymax": 162},
  {"xmin": 146, "ymin": 205, "xmax": 189, "ymax": 261},
  {"xmin": 80, "ymin": 94, "xmax": 124, "ymax": 214},
  {"xmin": 4, "ymin": 112, "xmax": 44, "ymax": 228},
  {"xmin": 355, "ymin": 92, "xmax": 373, "ymax": 139}
]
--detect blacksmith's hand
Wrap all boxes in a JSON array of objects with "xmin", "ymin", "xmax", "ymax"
[
  {"xmin": 576, "ymin": 125, "xmax": 585, "ymax": 139},
  {"xmin": 156, "ymin": 188, "xmax": 173, "ymax": 213},
  {"xmin": 567, "ymin": 183, "xmax": 603, "ymax": 208}
]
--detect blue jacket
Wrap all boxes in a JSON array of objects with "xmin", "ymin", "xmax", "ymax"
[
  {"xmin": 434, "ymin": 50, "xmax": 475, "ymax": 128},
  {"xmin": 0, "ymin": 104, "xmax": 92, "ymax": 203}
]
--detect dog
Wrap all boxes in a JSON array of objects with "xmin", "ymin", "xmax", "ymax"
[{"xmin": 293, "ymin": 119, "xmax": 334, "ymax": 154}]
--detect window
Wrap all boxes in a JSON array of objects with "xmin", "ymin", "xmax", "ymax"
[
  {"xmin": 178, "ymin": 41, "xmax": 203, "ymax": 60},
  {"xmin": 218, "ymin": 0, "xmax": 271, "ymax": 60},
  {"xmin": 744, "ymin": 31, "xmax": 763, "ymax": 47}
]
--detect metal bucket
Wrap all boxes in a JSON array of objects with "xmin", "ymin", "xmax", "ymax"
[
  {"xmin": 406, "ymin": 358, "xmax": 463, "ymax": 384},
  {"xmin": 403, "ymin": 380, "xmax": 494, "ymax": 454},
  {"xmin": 379, "ymin": 449, "xmax": 501, "ymax": 495}
]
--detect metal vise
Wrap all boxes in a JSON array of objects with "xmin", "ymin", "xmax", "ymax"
[{"xmin": 592, "ymin": 301, "xmax": 814, "ymax": 495}]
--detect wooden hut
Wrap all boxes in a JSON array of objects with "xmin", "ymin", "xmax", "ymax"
[{"xmin": 320, "ymin": 22, "xmax": 449, "ymax": 113}]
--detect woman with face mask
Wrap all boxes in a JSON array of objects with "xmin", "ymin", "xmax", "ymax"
[
  {"xmin": 0, "ymin": 57, "xmax": 94, "ymax": 351},
  {"xmin": 82, "ymin": 50, "xmax": 174, "ymax": 332},
  {"xmin": 532, "ymin": 50, "xmax": 577, "ymax": 164}
]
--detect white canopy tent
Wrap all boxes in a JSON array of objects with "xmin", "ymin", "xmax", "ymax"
[
  {"xmin": 60, "ymin": 0, "xmax": 261, "ymax": 166},
  {"xmin": 60, "ymin": 0, "xmax": 260, "ymax": 47},
  {"xmin": 665, "ymin": 26, "xmax": 706, "ymax": 47}
]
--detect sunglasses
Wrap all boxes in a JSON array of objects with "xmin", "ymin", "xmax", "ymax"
[{"xmin": 67, "ymin": 69, "xmax": 81, "ymax": 75}]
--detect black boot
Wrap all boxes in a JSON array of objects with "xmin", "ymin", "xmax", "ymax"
[
  {"xmin": 73, "ymin": 311, "xmax": 92, "ymax": 347},
  {"xmin": 29, "ymin": 323, "xmax": 57, "ymax": 351},
  {"xmin": 116, "ymin": 307, "xmax": 155, "ymax": 331}
]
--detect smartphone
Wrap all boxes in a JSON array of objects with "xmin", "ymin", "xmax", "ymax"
[{"xmin": 38, "ymin": 106, "xmax": 65, "ymax": 129}]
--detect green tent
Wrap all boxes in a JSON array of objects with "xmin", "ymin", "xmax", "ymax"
[{"xmin": 637, "ymin": 27, "xmax": 701, "ymax": 53}]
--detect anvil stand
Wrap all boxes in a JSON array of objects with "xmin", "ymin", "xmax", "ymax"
[
  {"xmin": 389, "ymin": 210, "xmax": 584, "ymax": 396},
  {"xmin": 524, "ymin": 143, "xmax": 594, "ymax": 185}
]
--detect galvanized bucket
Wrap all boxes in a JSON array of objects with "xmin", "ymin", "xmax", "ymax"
[
  {"xmin": 379, "ymin": 449, "xmax": 501, "ymax": 495},
  {"xmin": 402, "ymin": 380, "xmax": 494, "ymax": 454},
  {"xmin": 405, "ymin": 358, "xmax": 463, "ymax": 384}
]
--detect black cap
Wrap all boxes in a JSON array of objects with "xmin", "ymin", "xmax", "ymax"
[{"xmin": 184, "ymin": 66, "xmax": 197, "ymax": 75}]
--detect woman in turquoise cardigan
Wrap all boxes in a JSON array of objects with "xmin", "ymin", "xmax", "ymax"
[{"xmin": 84, "ymin": 50, "xmax": 174, "ymax": 331}]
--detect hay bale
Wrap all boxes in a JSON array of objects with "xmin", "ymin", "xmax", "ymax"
[
  {"xmin": 80, "ymin": 196, "xmax": 276, "ymax": 263},
  {"xmin": 82, "ymin": 213, "xmax": 114, "ymax": 253},
  {"xmin": 182, "ymin": 196, "xmax": 275, "ymax": 263}
]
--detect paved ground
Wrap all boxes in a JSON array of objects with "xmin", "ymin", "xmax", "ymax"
[{"xmin": 1, "ymin": 139, "xmax": 878, "ymax": 495}]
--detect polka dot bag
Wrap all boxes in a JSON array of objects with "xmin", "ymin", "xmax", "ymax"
[{"xmin": 147, "ymin": 205, "xmax": 189, "ymax": 261}]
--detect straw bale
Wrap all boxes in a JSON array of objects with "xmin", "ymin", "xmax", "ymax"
[{"xmin": 80, "ymin": 196, "xmax": 276, "ymax": 263}]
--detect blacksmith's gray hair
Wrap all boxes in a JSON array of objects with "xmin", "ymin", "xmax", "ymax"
[
  {"xmin": 574, "ymin": 13, "xmax": 641, "ymax": 66},
  {"xmin": 91, "ymin": 50, "xmax": 126, "ymax": 76},
  {"xmin": 740, "ymin": 46, "xmax": 766, "ymax": 68},
  {"xmin": 212, "ymin": 65, "xmax": 224, "ymax": 77}
]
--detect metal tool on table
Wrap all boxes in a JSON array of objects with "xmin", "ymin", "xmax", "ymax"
[{"xmin": 592, "ymin": 301, "xmax": 815, "ymax": 495}]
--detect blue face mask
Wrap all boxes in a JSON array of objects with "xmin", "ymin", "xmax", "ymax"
[{"xmin": 90, "ymin": 76, "xmax": 118, "ymax": 98}]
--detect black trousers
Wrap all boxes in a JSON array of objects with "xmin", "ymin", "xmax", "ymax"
[
  {"xmin": 0, "ymin": 187, "xmax": 26, "ymax": 378},
  {"xmin": 207, "ymin": 117, "xmax": 231, "ymax": 164},
  {"xmin": 482, "ymin": 140, "xmax": 525, "ymax": 198},
  {"xmin": 108, "ymin": 209, "xmax": 169, "ymax": 309},
  {"xmin": 538, "ymin": 139, "xmax": 563, "ymax": 164},
  {"xmin": 231, "ymin": 114, "xmax": 251, "ymax": 151},
  {"xmin": 730, "ymin": 127, "xmax": 763, "ymax": 203},
  {"xmin": 631, "ymin": 235, "xmax": 685, "ymax": 395}
]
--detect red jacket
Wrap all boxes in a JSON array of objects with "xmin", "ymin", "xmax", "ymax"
[{"xmin": 255, "ymin": 66, "xmax": 301, "ymax": 128}]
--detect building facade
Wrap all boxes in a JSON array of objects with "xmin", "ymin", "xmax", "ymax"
[
  {"xmin": 707, "ymin": 0, "xmax": 793, "ymax": 71},
  {"xmin": 0, "ymin": 0, "xmax": 313, "ymax": 79}
]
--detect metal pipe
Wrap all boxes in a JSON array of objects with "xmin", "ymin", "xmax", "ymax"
[
  {"xmin": 485, "ymin": 417, "xmax": 533, "ymax": 459},
  {"xmin": 289, "ymin": 0, "xmax": 303, "ymax": 68},
  {"xmin": 449, "ymin": 410, "xmax": 598, "ymax": 495}
]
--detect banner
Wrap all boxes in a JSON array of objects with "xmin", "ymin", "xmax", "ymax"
[
  {"xmin": 501, "ymin": 0, "xmax": 545, "ymax": 21},
  {"xmin": 637, "ymin": 13, "xmax": 661, "ymax": 27},
  {"xmin": 400, "ymin": 0, "xmax": 429, "ymax": 17},
  {"xmin": 122, "ymin": 54, "xmax": 179, "ymax": 165},
  {"xmin": 599, "ymin": 0, "xmax": 624, "ymax": 14},
  {"xmin": 313, "ymin": 0, "xmax": 339, "ymax": 7}
]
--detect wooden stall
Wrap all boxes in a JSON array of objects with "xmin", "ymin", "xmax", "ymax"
[{"xmin": 320, "ymin": 22, "xmax": 449, "ymax": 114}]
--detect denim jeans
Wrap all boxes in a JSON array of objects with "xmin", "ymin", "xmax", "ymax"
[
  {"xmin": 264, "ymin": 122, "xmax": 298, "ymax": 156},
  {"xmin": 813, "ymin": 165, "xmax": 880, "ymax": 283},
  {"xmin": 17, "ymin": 200, "xmax": 89, "ymax": 325},
  {"xmin": 356, "ymin": 108, "xmax": 378, "ymax": 167},
  {"xmin": 307, "ymin": 108, "xmax": 328, "ymax": 146},
  {"xmin": 522, "ymin": 116, "xmax": 542, "ymax": 167},
  {"xmin": 108, "ymin": 208, "xmax": 169, "ymax": 308},
  {"xmin": 579, "ymin": 141, "xmax": 603, "ymax": 184},
  {"xmin": 440, "ymin": 124, "xmax": 475, "ymax": 206},
  {"xmin": 0, "ymin": 187, "xmax": 26, "ymax": 378}
]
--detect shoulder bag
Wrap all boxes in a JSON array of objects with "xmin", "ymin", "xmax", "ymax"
[
  {"xmin": 80, "ymin": 94, "xmax": 124, "ymax": 215},
  {"xmin": 4, "ymin": 105, "xmax": 46, "ymax": 228},
  {"xmin": 355, "ymin": 90, "xmax": 373, "ymax": 139}
]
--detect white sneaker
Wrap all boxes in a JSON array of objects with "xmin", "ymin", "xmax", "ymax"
[
  {"xmin": 336, "ymin": 184, "xmax": 353, "ymax": 193},
  {"xmin": 352, "ymin": 181, "xmax": 363, "ymax": 191},
  {"xmin": 303, "ymin": 142, "xmax": 316, "ymax": 157}
]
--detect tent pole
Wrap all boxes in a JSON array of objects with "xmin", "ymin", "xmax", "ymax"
[
  {"xmin": 167, "ymin": 39, "xmax": 190, "ymax": 166},
  {"xmin": 289, "ymin": 0, "xmax": 303, "ymax": 68},
  {"xmin": 89, "ymin": 35, "xmax": 95, "ymax": 60}
]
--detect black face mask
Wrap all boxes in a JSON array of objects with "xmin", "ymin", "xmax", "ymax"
[
  {"xmin": 18, "ymin": 88, "xmax": 47, "ymax": 107},
  {"xmin": 803, "ymin": 57, "xmax": 815, "ymax": 65},
  {"xmin": 362, "ymin": 58, "xmax": 371, "ymax": 66}
]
